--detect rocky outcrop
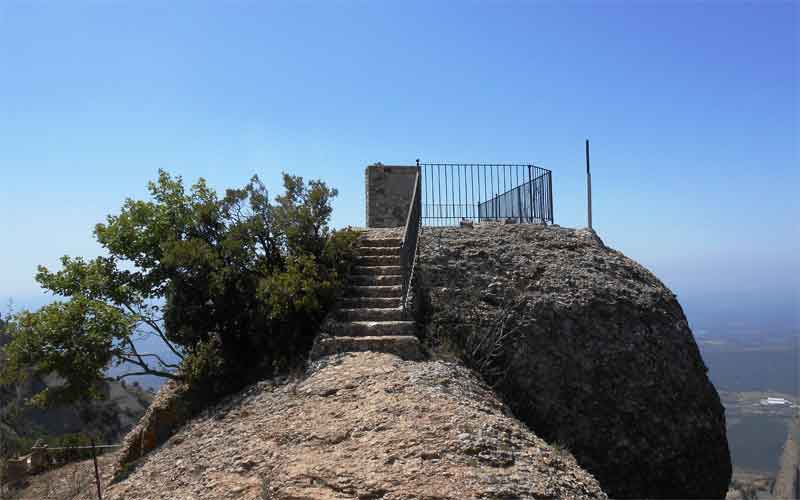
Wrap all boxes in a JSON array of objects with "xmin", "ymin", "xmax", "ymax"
[
  {"xmin": 113, "ymin": 380, "xmax": 191, "ymax": 478},
  {"xmin": 774, "ymin": 416, "xmax": 800, "ymax": 499},
  {"xmin": 105, "ymin": 352, "xmax": 607, "ymax": 500},
  {"xmin": 418, "ymin": 222, "xmax": 731, "ymax": 499}
]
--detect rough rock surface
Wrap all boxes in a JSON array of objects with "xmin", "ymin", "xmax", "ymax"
[
  {"xmin": 773, "ymin": 415, "xmax": 800, "ymax": 499},
  {"xmin": 113, "ymin": 379, "xmax": 191, "ymax": 477},
  {"xmin": 418, "ymin": 223, "xmax": 731, "ymax": 499},
  {"xmin": 104, "ymin": 352, "xmax": 606, "ymax": 500}
]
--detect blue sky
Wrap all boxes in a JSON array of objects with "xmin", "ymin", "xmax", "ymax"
[{"xmin": 1, "ymin": 1, "xmax": 797, "ymax": 333}]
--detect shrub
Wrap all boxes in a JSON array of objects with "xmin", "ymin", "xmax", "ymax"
[
  {"xmin": 1, "ymin": 171, "xmax": 360, "ymax": 408},
  {"xmin": 181, "ymin": 337, "xmax": 232, "ymax": 403},
  {"xmin": 425, "ymin": 292, "xmax": 524, "ymax": 389}
]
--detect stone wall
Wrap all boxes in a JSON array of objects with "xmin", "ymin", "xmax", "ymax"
[
  {"xmin": 0, "ymin": 445, "xmax": 48, "ymax": 487},
  {"xmin": 365, "ymin": 164, "xmax": 417, "ymax": 228},
  {"xmin": 0, "ymin": 455, "xmax": 29, "ymax": 486}
]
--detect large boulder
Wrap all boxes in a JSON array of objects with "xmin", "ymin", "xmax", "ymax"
[{"xmin": 418, "ymin": 223, "xmax": 731, "ymax": 499}]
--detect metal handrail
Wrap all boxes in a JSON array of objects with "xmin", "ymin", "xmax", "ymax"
[
  {"xmin": 399, "ymin": 166, "xmax": 422, "ymax": 318},
  {"xmin": 417, "ymin": 162, "xmax": 554, "ymax": 226}
]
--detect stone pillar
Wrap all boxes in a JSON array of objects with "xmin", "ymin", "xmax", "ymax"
[
  {"xmin": 365, "ymin": 164, "xmax": 418, "ymax": 228},
  {"xmin": 28, "ymin": 442, "xmax": 48, "ymax": 474}
]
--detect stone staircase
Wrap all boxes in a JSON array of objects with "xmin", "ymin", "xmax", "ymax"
[{"xmin": 310, "ymin": 230, "xmax": 424, "ymax": 361}]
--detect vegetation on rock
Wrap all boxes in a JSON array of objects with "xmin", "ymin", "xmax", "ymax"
[
  {"xmin": 0, "ymin": 171, "xmax": 359, "ymax": 408},
  {"xmin": 1, "ymin": 315, "xmax": 154, "ymax": 467}
]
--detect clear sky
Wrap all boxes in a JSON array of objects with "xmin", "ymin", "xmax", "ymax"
[{"xmin": 1, "ymin": 1, "xmax": 797, "ymax": 334}]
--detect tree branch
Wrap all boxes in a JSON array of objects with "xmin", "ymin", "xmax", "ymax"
[
  {"xmin": 115, "ymin": 370, "xmax": 178, "ymax": 380},
  {"xmin": 121, "ymin": 302, "xmax": 185, "ymax": 361},
  {"xmin": 134, "ymin": 352, "xmax": 180, "ymax": 370},
  {"xmin": 118, "ymin": 348, "xmax": 180, "ymax": 381}
]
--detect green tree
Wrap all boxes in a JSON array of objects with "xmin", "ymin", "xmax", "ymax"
[{"xmin": 0, "ymin": 171, "xmax": 358, "ymax": 406}]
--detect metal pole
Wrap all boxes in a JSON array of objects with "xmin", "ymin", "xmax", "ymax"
[
  {"xmin": 586, "ymin": 139, "xmax": 592, "ymax": 230},
  {"xmin": 91, "ymin": 439, "xmax": 102, "ymax": 500},
  {"xmin": 417, "ymin": 159, "xmax": 423, "ymax": 223},
  {"xmin": 548, "ymin": 171, "xmax": 554, "ymax": 223},
  {"xmin": 528, "ymin": 166, "xmax": 534, "ymax": 222},
  {"xmin": 437, "ymin": 164, "xmax": 442, "ymax": 224},
  {"xmin": 457, "ymin": 165, "xmax": 462, "ymax": 221}
]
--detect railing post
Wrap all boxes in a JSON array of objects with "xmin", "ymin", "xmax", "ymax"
[
  {"xmin": 527, "ymin": 166, "xmax": 534, "ymax": 222},
  {"xmin": 91, "ymin": 439, "xmax": 102, "ymax": 500},
  {"xmin": 548, "ymin": 171, "xmax": 553, "ymax": 223},
  {"xmin": 539, "ymin": 176, "xmax": 545, "ymax": 223}
]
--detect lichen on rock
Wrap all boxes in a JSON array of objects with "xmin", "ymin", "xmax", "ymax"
[{"xmin": 417, "ymin": 222, "xmax": 731, "ymax": 499}]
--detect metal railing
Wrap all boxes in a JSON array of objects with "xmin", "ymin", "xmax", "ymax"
[
  {"xmin": 399, "ymin": 167, "xmax": 422, "ymax": 318},
  {"xmin": 418, "ymin": 162, "xmax": 553, "ymax": 226}
]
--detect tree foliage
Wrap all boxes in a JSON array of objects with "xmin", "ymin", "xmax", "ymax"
[{"xmin": 1, "ymin": 171, "xmax": 359, "ymax": 406}]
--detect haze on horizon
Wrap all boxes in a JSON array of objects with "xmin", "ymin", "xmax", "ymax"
[{"xmin": 1, "ymin": 2, "xmax": 797, "ymax": 334}]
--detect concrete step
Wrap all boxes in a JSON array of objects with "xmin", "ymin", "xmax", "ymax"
[
  {"xmin": 352, "ymin": 265, "xmax": 402, "ymax": 276},
  {"xmin": 311, "ymin": 335, "xmax": 423, "ymax": 361},
  {"xmin": 328, "ymin": 320, "xmax": 416, "ymax": 337},
  {"xmin": 358, "ymin": 246, "xmax": 401, "ymax": 256},
  {"xmin": 350, "ymin": 274, "xmax": 403, "ymax": 286},
  {"xmin": 336, "ymin": 307, "xmax": 404, "ymax": 322},
  {"xmin": 340, "ymin": 297, "xmax": 401, "ymax": 309},
  {"xmin": 355, "ymin": 255, "xmax": 400, "ymax": 266},
  {"xmin": 347, "ymin": 285, "xmax": 402, "ymax": 298},
  {"xmin": 361, "ymin": 238, "xmax": 402, "ymax": 248}
]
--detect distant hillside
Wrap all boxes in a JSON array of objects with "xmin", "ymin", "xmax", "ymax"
[{"xmin": 0, "ymin": 326, "xmax": 153, "ymax": 456}]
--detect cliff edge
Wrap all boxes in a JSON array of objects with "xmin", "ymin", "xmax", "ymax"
[
  {"xmin": 774, "ymin": 415, "xmax": 800, "ymax": 499},
  {"xmin": 418, "ymin": 223, "xmax": 731, "ymax": 499}
]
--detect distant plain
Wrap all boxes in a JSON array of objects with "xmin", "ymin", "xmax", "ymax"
[{"xmin": 697, "ymin": 329, "xmax": 798, "ymax": 475}]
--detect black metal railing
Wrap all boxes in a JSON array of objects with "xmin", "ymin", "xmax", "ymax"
[
  {"xmin": 418, "ymin": 162, "xmax": 553, "ymax": 226},
  {"xmin": 399, "ymin": 167, "xmax": 422, "ymax": 318}
]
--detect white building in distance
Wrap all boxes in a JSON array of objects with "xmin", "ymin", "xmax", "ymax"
[{"xmin": 760, "ymin": 397, "xmax": 791, "ymax": 406}]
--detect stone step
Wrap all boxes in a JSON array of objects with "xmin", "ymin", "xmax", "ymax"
[
  {"xmin": 328, "ymin": 320, "xmax": 416, "ymax": 337},
  {"xmin": 340, "ymin": 297, "xmax": 402, "ymax": 309},
  {"xmin": 347, "ymin": 285, "xmax": 402, "ymax": 298},
  {"xmin": 361, "ymin": 238, "xmax": 402, "ymax": 248},
  {"xmin": 311, "ymin": 335, "xmax": 423, "ymax": 361},
  {"xmin": 350, "ymin": 274, "xmax": 403, "ymax": 286},
  {"xmin": 352, "ymin": 265, "xmax": 402, "ymax": 276},
  {"xmin": 358, "ymin": 246, "xmax": 401, "ymax": 256},
  {"xmin": 356, "ymin": 255, "xmax": 400, "ymax": 266},
  {"xmin": 336, "ymin": 307, "xmax": 404, "ymax": 322}
]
